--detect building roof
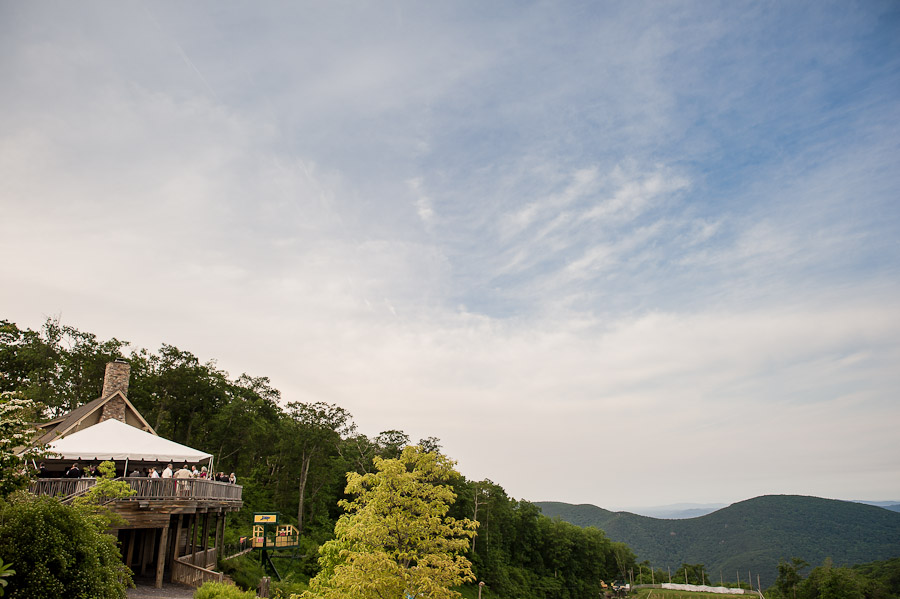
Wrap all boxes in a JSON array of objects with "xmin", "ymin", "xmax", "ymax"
[{"xmin": 33, "ymin": 391, "xmax": 155, "ymax": 446}]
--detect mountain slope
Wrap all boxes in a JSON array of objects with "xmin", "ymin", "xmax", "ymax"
[{"xmin": 536, "ymin": 495, "xmax": 900, "ymax": 587}]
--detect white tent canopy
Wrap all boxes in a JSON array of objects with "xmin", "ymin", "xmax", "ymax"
[{"xmin": 46, "ymin": 418, "xmax": 212, "ymax": 462}]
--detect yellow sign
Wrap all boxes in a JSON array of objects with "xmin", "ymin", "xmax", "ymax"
[{"xmin": 254, "ymin": 513, "xmax": 278, "ymax": 524}]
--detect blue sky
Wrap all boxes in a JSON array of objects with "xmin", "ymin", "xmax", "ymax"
[{"xmin": 2, "ymin": 1, "xmax": 899, "ymax": 508}]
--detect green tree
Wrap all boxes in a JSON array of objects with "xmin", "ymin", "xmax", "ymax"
[
  {"xmin": 302, "ymin": 446, "xmax": 478, "ymax": 599},
  {"xmin": 0, "ymin": 493, "xmax": 132, "ymax": 599},
  {"xmin": 0, "ymin": 392, "xmax": 46, "ymax": 498},
  {"xmin": 284, "ymin": 401, "xmax": 355, "ymax": 534},
  {"xmin": 798, "ymin": 559, "xmax": 869, "ymax": 599},
  {"xmin": 373, "ymin": 429, "xmax": 410, "ymax": 459},
  {"xmin": 775, "ymin": 557, "xmax": 809, "ymax": 599}
]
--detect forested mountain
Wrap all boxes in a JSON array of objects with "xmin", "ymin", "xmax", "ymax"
[
  {"xmin": 1, "ymin": 318, "xmax": 637, "ymax": 599},
  {"xmin": 537, "ymin": 495, "xmax": 900, "ymax": 587}
]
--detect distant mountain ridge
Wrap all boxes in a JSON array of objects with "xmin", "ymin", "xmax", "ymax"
[
  {"xmin": 622, "ymin": 503, "xmax": 728, "ymax": 519},
  {"xmin": 536, "ymin": 495, "xmax": 900, "ymax": 587}
]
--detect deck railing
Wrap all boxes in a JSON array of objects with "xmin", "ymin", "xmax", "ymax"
[
  {"xmin": 172, "ymin": 556, "xmax": 223, "ymax": 587},
  {"xmin": 30, "ymin": 477, "xmax": 242, "ymax": 503}
]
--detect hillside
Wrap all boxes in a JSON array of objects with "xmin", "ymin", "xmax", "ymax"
[{"xmin": 536, "ymin": 495, "xmax": 900, "ymax": 587}]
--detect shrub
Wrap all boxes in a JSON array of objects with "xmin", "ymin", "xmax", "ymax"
[
  {"xmin": 272, "ymin": 577, "xmax": 309, "ymax": 598},
  {"xmin": 219, "ymin": 554, "xmax": 266, "ymax": 591},
  {"xmin": 194, "ymin": 581, "xmax": 257, "ymax": 599},
  {"xmin": 0, "ymin": 493, "xmax": 132, "ymax": 599}
]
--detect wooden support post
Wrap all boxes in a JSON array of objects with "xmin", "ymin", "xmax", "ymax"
[
  {"xmin": 202, "ymin": 512, "xmax": 211, "ymax": 552},
  {"xmin": 191, "ymin": 513, "xmax": 200, "ymax": 564},
  {"xmin": 139, "ymin": 531, "xmax": 147, "ymax": 576},
  {"xmin": 155, "ymin": 526, "xmax": 169, "ymax": 589},
  {"xmin": 143, "ymin": 529, "xmax": 155, "ymax": 576},
  {"xmin": 172, "ymin": 515, "xmax": 184, "ymax": 566},
  {"xmin": 125, "ymin": 530, "xmax": 136, "ymax": 572},
  {"xmin": 217, "ymin": 512, "xmax": 226, "ymax": 557}
]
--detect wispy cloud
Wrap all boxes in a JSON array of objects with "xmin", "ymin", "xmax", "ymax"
[{"xmin": 2, "ymin": 0, "xmax": 899, "ymax": 506}]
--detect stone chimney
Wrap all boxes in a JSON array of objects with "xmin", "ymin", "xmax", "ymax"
[
  {"xmin": 99, "ymin": 359, "xmax": 130, "ymax": 424},
  {"xmin": 101, "ymin": 359, "xmax": 131, "ymax": 398}
]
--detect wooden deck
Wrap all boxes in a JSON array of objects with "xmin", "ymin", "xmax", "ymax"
[
  {"xmin": 30, "ymin": 477, "xmax": 242, "ymax": 504},
  {"xmin": 31, "ymin": 477, "xmax": 242, "ymax": 588}
]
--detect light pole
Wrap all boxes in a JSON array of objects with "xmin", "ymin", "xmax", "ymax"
[{"xmin": 477, "ymin": 581, "xmax": 485, "ymax": 599}]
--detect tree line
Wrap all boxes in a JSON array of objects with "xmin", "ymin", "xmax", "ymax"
[{"xmin": 1, "ymin": 318, "xmax": 636, "ymax": 598}]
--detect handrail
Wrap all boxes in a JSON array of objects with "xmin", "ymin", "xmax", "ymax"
[
  {"xmin": 29, "ymin": 478, "xmax": 96, "ymax": 500},
  {"xmin": 30, "ymin": 477, "xmax": 242, "ymax": 503},
  {"xmin": 172, "ymin": 555, "xmax": 223, "ymax": 588}
]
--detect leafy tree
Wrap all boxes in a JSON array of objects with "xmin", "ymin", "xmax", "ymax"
[
  {"xmin": 373, "ymin": 429, "xmax": 410, "ymax": 459},
  {"xmin": 302, "ymin": 446, "xmax": 478, "ymax": 599},
  {"xmin": 0, "ymin": 393, "xmax": 46, "ymax": 498},
  {"xmin": 0, "ymin": 493, "xmax": 132, "ymax": 599},
  {"xmin": 0, "ymin": 320, "xmax": 59, "ymax": 415},
  {"xmin": 797, "ymin": 559, "xmax": 869, "ymax": 599},
  {"xmin": 675, "ymin": 563, "xmax": 708, "ymax": 585},
  {"xmin": 284, "ymin": 401, "xmax": 355, "ymax": 534},
  {"xmin": 776, "ymin": 557, "xmax": 809, "ymax": 599},
  {"xmin": 418, "ymin": 436, "xmax": 442, "ymax": 454}
]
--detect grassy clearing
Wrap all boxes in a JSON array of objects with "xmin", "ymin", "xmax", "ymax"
[{"xmin": 632, "ymin": 589, "xmax": 751, "ymax": 599}]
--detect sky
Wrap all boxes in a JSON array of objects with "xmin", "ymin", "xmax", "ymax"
[{"xmin": 2, "ymin": 1, "xmax": 899, "ymax": 510}]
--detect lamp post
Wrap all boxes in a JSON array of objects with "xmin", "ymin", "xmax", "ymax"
[{"xmin": 478, "ymin": 581, "xmax": 484, "ymax": 599}]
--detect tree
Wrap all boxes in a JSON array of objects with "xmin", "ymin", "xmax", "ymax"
[
  {"xmin": 0, "ymin": 493, "xmax": 132, "ymax": 598},
  {"xmin": 776, "ymin": 557, "xmax": 809, "ymax": 599},
  {"xmin": 0, "ymin": 392, "xmax": 45, "ymax": 498},
  {"xmin": 797, "ymin": 559, "xmax": 868, "ymax": 599},
  {"xmin": 373, "ymin": 429, "xmax": 410, "ymax": 459},
  {"xmin": 284, "ymin": 402, "xmax": 355, "ymax": 534},
  {"xmin": 302, "ymin": 446, "xmax": 478, "ymax": 599}
]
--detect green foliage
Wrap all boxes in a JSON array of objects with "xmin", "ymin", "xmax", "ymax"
[
  {"xmin": 73, "ymin": 460, "xmax": 136, "ymax": 517},
  {"xmin": 193, "ymin": 581, "xmax": 257, "ymax": 599},
  {"xmin": 1, "ymin": 318, "xmax": 643, "ymax": 599},
  {"xmin": 0, "ymin": 558, "xmax": 14, "ymax": 597},
  {"xmin": 537, "ymin": 495, "xmax": 900, "ymax": 588},
  {"xmin": 633, "ymin": 591, "xmax": 738, "ymax": 599},
  {"xmin": 271, "ymin": 578, "xmax": 309, "ymax": 598},
  {"xmin": 219, "ymin": 555, "xmax": 266, "ymax": 591},
  {"xmin": 0, "ymin": 493, "xmax": 132, "ymax": 599},
  {"xmin": 303, "ymin": 446, "xmax": 477, "ymax": 599},
  {"xmin": 797, "ymin": 560, "xmax": 869, "ymax": 599},
  {"xmin": 851, "ymin": 557, "xmax": 900, "ymax": 598},
  {"xmin": 0, "ymin": 392, "xmax": 47, "ymax": 498},
  {"xmin": 0, "ymin": 318, "xmax": 127, "ymax": 417},
  {"xmin": 775, "ymin": 557, "xmax": 809, "ymax": 599}
]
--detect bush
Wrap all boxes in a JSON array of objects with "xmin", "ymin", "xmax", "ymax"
[
  {"xmin": 219, "ymin": 554, "xmax": 266, "ymax": 591},
  {"xmin": 0, "ymin": 493, "xmax": 132, "ymax": 599},
  {"xmin": 272, "ymin": 578, "xmax": 309, "ymax": 598},
  {"xmin": 194, "ymin": 581, "xmax": 257, "ymax": 599}
]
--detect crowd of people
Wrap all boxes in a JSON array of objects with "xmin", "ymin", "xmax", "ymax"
[{"xmin": 38, "ymin": 461, "xmax": 237, "ymax": 484}]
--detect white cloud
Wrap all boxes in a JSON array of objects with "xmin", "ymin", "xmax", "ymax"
[{"xmin": 2, "ymin": 1, "xmax": 899, "ymax": 508}]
